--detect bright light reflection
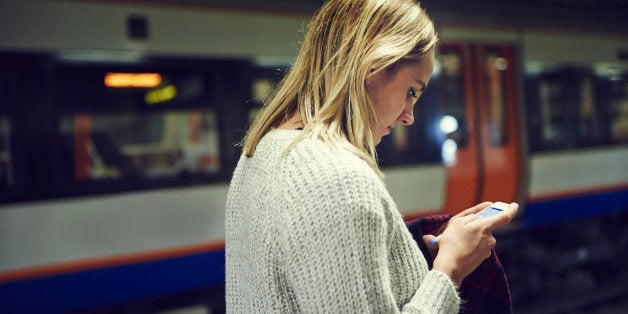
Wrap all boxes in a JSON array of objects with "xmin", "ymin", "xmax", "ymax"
[
  {"xmin": 432, "ymin": 58, "xmax": 442, "ymax": 76},
  {"xmin": 494, "ymin": 57, "xmax": 508, "ymax": 71},
  {"xmin": 439, "ymin": 115, "xmax": 459, "ymax": 134},
  {"xmin": 441, "ymin": 139, "xmax": 458, "ymax": 166}
]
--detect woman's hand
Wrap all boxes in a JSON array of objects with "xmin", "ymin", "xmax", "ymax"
[{"xmin": 427, "ymin": 202, "xmax": 518, "ymax": 287}]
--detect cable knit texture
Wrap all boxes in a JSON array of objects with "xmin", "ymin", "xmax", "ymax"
[{"xmin": 226, "ymin": 129, "xmax": 460, "ymax": 313}]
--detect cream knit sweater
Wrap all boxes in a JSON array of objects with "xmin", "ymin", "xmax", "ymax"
[{"xmin": 226, "ymin": 129, "xmax": 460, "ymax": 313}]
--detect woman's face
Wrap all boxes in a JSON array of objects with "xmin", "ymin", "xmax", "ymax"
[{"xmin": 366, "ymin": 50, "xmax": 435, "ymax": 144}]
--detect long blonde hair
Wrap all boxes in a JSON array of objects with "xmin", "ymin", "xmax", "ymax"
[{"xmin": 243, "ymin": 0, "xmax": 438, "ymax": 176}]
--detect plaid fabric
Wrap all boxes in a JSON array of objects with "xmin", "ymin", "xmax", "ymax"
[{"xmin": 406, "ymin": 214, "xmax": 513, "ymax": 314}]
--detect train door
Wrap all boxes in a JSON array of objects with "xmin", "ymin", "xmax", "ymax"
[
  {"xmin": 438, "ymin": 43, "xmax": 481, "ymax": 213},
  {"xmin": 475, "ymin": 44, "xmax": 525, "ymax": 205},
  {"xmin": 439, "ymin": 43, "xmax": 525, "ymax": 214}
]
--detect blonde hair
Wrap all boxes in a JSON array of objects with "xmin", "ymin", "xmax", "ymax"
[{"xmin": 243, "ymin": 0, "xmax": 438, "ymax": 176}]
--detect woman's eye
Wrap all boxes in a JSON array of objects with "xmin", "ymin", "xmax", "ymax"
[{"xmin": 408, "ymin": 87, "xmax": 418, "ymax": 99}]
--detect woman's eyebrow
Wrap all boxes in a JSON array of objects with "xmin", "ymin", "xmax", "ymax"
[{"xmin": 415, "ymin": 78, "xmax": 427, "ymax": 91}]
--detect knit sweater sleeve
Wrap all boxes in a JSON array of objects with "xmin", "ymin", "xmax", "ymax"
[{"xmin": 279, "ymin": 162, "xmax": 459, "ymax": 313}]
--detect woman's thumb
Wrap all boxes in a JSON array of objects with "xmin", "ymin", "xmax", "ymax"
[{"xmin": 422, "ymin": 234, "xmax": 440, "ymax": 249}]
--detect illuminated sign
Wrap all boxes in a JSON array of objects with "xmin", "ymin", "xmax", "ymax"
[
  {"xmin": 145, "ymin": 84, "xmax": 177, "ymax": 104},
  {"xmin": 104, "ymin": 72, "xmax": 162, "ymax": 88}
]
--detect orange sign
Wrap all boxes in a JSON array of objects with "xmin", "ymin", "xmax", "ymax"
[{"xmin": 104, "ymin": 72, "xmax": 162, "ymax": 88}]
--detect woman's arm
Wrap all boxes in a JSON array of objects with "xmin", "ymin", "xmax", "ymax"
[{"xmin": 280, "ymin": 174, "xmax": 460, "ymax": 313}]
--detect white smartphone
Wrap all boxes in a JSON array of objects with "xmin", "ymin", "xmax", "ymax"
[{"xmin": 476, "ymin": 201, "xmax": 509, "ymax": 218}]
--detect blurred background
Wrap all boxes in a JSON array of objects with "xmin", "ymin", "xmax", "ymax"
[{"xmin": 0, "ymin": 0, "xmax": 626, "ymax": 313}]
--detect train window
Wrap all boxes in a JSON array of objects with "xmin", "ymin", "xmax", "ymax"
[
  {"xmin": 376, "ymin": 98, "xmax": 442, "ymax": 165},
  {"xmin": 55, "ymin": 61, "xmax": 226, "ymax": 189},
  {"xmin": 538, "ymin": 74, "xmax": 571, "ymax": 148},
  {"xmin": 376, "ymin": 75, "xmax": 442, "ymax": 166},
  {"xmin": 60, "ymin": 110, "xmax": 220, "ymax": 183},
  {"xmin": 525, "ymin": 69, "xmax": 575, "ymax": 151},
  {"xmin": 527, "ymin": 67, "xmax": 613, "ymax": 151},
  {"xmin": 248, "ymin": 66, "xmax": 288, "ymax": 125},
  {"xmin": 483, "ymin": 52, "xmax": 509, "ymax": 146},
  {"xmin": 249, "ymin": 78, "xmax": 273, "ymax": 123}
]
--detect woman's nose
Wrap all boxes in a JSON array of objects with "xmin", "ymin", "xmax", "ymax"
[{"xmin": 400, "ymin": 112, "xmax": 414, "ymax": 125}]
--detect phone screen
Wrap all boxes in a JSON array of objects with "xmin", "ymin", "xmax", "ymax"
[{"xmin": 476, "ymin": 206, "xmax": 503, "ymax": 218}]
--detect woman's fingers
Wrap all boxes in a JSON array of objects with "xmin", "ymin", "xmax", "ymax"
[
  {"xmin": 457, "ymin": 212, "xmax": 482, "ymax": 225},
  {"xmin": 478, "ymin": 202, "xmax": 519, "ymax": 229}
]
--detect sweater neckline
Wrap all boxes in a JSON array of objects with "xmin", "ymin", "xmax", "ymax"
[{"xmin": 266, "ymin": 128, "xmax": 302, "ymax": 140}]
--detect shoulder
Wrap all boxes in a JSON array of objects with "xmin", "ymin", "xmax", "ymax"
[
  {"xmin": 279, "ymin": 136, "xmax": 387, "ymax": 205},
  {"xmin": 287, "ymin": 136, "xmax": 379, "ymax": 179}
]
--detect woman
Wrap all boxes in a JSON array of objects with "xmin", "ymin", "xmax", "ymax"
[{"xmin": 226, "ymin": 0, "xmax": 518, "ymax": 312}]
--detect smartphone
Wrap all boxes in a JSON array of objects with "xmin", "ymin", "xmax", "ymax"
[{"xmin": 476, "ymin": 201, "xmax": 509, "ymax": 218}]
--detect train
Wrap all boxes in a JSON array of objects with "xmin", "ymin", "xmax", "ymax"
[{"xmin": 0, "ymin": 0, "xmax": 627, "ymax": 313}]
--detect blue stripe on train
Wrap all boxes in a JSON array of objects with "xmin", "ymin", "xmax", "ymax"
[
  {"xmin": 0, "ymin": 250, "xmax": 225, "ymax": 314},
  {"xmin": 522, "ymin": 188, "xmax": 628, "ymax": 227},
  {"xmin": 1, "ymin": 188, "xmax": 626, "ymax": 313}
]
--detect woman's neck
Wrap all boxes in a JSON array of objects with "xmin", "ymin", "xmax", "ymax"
[{"xmin": 277, "ymin": 113, "xmax": 304, "ymax": 130}]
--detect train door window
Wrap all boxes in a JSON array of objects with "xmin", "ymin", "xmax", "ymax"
[
  {"xmin": 576, "ymin": 74, "xmax": 602, "ymax": 146},
  {"xmin": 0, "ymin": 65, "xmax": 16, "ymax": 194},
  {"xmin": 437, "ymin": 50, "xmax": 468, "ymax": 148},
  {"xmin": 483, "ymin": 52, "xmax": 509, "ymax": 146},
  {"xmin": 608, "ymin": 72, "xmax": 628, "ymax": 143},
  {"xmin": 56, "ymin": 60, "xmax": 224, "ymax": 190},
  {"xmin": 0, "ymin": 116, "xmax": 14, "ymax": 192}
]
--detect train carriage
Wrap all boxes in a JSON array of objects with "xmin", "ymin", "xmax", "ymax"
[{"xmin": 0, "ymin": 0, "xmax": 627, "ymax": 313}]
